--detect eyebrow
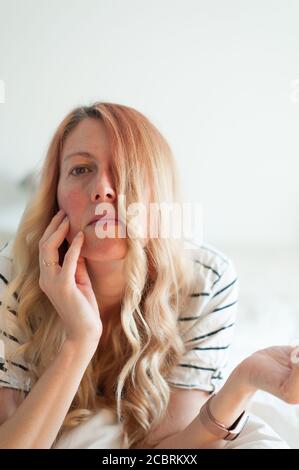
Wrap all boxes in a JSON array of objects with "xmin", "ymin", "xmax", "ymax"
[{"xmin": 62, "ymin": 151, "xmax": 97, "ymax": 163}]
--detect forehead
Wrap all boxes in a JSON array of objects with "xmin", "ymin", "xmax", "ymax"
[{"xmin": 61, "ymin": 117, "xmax": 111, "ymax": 164}]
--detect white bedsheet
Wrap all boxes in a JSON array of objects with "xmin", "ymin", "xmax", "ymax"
[
  {"xmin": 248, "ymin": 391, "xmax": 299, "ymax": 449},
  {"xmin": 52, "ymin": 404, "xmax": 291, "ymax": 449},
  {"xmin": 52, "ymin": 408, "xmax": 124, "ymax": 449}
]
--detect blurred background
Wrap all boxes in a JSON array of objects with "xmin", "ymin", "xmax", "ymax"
[{"xmin": 0, "ymin": 1, "xmax": 299, "ymax": 438}]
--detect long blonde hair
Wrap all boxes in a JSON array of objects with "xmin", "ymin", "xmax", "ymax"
[{"xmin": 1, "ymin": 102, "xmax": 197, "ymax": 448}]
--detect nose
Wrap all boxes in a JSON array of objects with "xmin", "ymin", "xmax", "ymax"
[{"xmin": 91, "ymin": 170, "xmax": 116, "ymax": 203}]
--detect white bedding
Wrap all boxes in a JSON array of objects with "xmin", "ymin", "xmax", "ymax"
[
  {"xmin": 248, "ymin": 392, "xmax": 299, "ymax": 449},
  {"xmin": 52, "ymin": 410, "xmax": 290, "ymax": 449},
  {"xmin": 52, "ymin": 404, "xmax": 292, "ymax": 449}
]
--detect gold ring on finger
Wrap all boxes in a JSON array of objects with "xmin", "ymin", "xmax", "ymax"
[{"xmin": 42, "ymin": 258, "xmax": 59, "ymax": 267}]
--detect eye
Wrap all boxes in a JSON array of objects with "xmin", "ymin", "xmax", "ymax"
[{"xmin": 70, "ymin": 166, "xmax": 92, "ymax": 177}]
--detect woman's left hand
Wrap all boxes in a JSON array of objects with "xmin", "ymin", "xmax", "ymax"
[{"xmin": 239, "ymin": 345, "xmax": 299, "ymax": 404}]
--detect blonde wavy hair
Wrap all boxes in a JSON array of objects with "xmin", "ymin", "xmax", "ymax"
[{"xmin": 1, "ymin": 102, "xmax": 198, "ymax": 448}]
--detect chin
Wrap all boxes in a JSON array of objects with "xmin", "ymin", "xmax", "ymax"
[{"xmin": 81, "ymin": 235, "xmax": 128, "ymax": 261}]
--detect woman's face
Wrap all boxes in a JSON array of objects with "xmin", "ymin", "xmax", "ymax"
[{"xmin": 57, "ymin": 117, "xmax": 128, "ymax": 261}]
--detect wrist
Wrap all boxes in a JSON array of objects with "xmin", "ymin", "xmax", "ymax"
[
  {"xmin": 199, "ymin": 392, "xmax": 249, "ymax": 442},
  {"xmin": 229, "ymin": 361, "xmax": 258, "ymax": 398},
  {"xmin": 206, "ymin": 365, "xmax": 257, "ymax": 434},
  {"xmin": 63, "ymin": 337, "xmax": 99, "ymax": 360}
]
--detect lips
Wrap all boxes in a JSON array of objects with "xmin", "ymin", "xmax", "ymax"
[
  {"xmin": 88, "ymin": 215, "xmax": 120, "ymax": 226},
  {"xmin": 89, "ymin": 217, "xmax": 119, "ymax": 225}
]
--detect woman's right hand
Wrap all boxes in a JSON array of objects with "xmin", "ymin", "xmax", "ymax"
[{"xmin": 38, "ymin": 208, "xmax": 102, "ymax": 349}]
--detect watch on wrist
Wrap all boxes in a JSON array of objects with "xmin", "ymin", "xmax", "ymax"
[{"xmin": 199, "ymin": 392, "xmax": 249, "ymax": 441}]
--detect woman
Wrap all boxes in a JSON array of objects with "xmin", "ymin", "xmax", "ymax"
[{"xmin": 0, "ymin": 102, "xmax": 298, "ymax": 449}]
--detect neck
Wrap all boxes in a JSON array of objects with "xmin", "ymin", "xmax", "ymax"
[{"xmin": 85, "ymin": 257, "xmax": 126, "ymax": 323}]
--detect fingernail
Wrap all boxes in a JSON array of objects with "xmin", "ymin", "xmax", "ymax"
[
  {"xmin": 291, "ymin": 347, "xmax": 299, "ymax": 365},
  {"xmin": 76, "ymin": 231, "xmax": 83, "ymax": 238}
]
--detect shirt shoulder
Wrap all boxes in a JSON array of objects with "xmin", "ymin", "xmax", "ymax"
[
  {"xmin": 166, "ymin": 242, "xmax": 238, "ymax": 392},
  {"xmin": 0, "ymin": 240, "xmax": 14, "ymax": 260},
  {"xmin": 183, "ymin": 241, "xmax": 237, "ymax": 305},
  {"xmin": 0, "ymin": 240, "xmax": 14, "ymax": 287},
  {"xmin": 0, "ymin": 239, "xmax": 31, "ymax": 392}
]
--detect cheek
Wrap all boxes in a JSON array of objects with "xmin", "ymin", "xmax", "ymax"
[{"xmin": 57, "ymin": 185, "xmax": 86, "ymax": 218}]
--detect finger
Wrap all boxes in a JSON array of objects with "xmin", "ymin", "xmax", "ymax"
[
  {"xmin": 44, "ymin": 216, "xmax": 70, "ymax": 248},
  {"xmin": 283, "ymin": 348, "xmax": 299, "ymax": 403},
  {"xmin": 40, "ymin": 209, "xmax": 66, "ymax": 244},
  {"xmin": 61, "ymin": 231, "xmax": 85, "ymax": 282},
  {"xmin": 290, "ymin": 347, "xmax": 299, "ymax": 365},
  {"xmin": 75, "ymin": 256, "xmax": 92, "ymax": 287},
  {"xmin": 39, "ymin": 216, "xmax": 69, "ymax": 271}
]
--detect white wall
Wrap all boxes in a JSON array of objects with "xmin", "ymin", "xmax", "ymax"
[{"xmin": 0, "ymin": 0, "xmax": 299, "ymax": 247}]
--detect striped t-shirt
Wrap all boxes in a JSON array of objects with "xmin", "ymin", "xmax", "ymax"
[
  {"xmin": 0, "ymin": 241, "xmax": 31, "ymax": 392},
  {"xmin": 0, "ymin": 239, "xmax": 238, "ymax": 395}
]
